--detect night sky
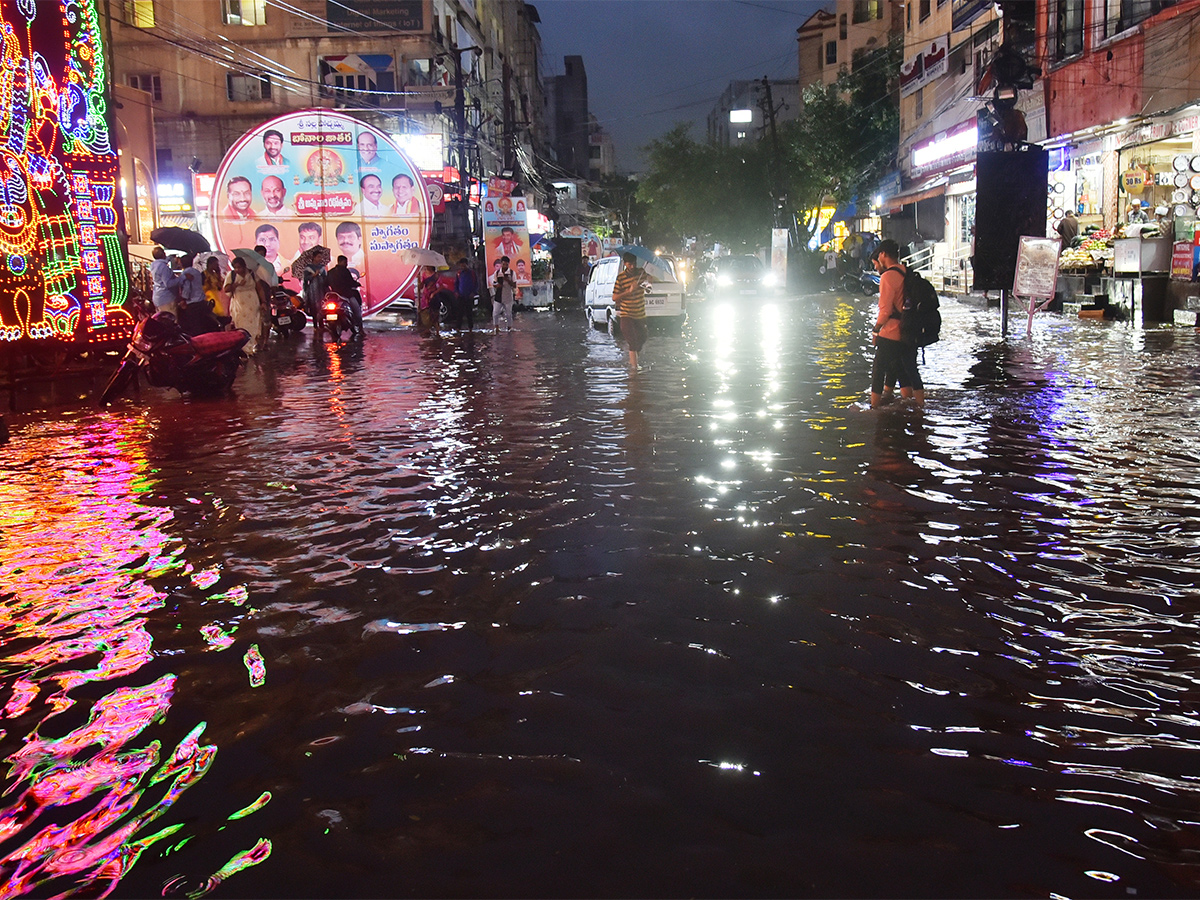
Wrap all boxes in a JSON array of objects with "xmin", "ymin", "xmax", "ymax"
[{"xmin": 535, "ymin": 0, "xmax": 827, "ymax": 173}]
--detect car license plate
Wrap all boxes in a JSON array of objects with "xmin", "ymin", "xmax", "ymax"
[
  {"xmin": 740, "ymin": 289, "xmax": 756, "ymax": 295},
  {"xmin": 325, "ymin": 314, "xmax": 339, "ymax": 322},
  {"xmin": 277, "ymin": 315, "xmax": 291, "ymax": 325},
  {"xmin": 646, "ymin": 295, "xmax": 665, "ymax": 307}
]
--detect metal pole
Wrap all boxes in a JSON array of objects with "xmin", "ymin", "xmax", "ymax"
[{"xmin": 1000, "ymin": 289, "xmax": 1009, "ymax": 336}]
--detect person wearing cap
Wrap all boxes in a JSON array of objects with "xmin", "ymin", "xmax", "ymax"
[
  {"xmin": 1127, "ymin": 199, "xmax": 1148, "ymax": 224},
  {"xmin": 869, "ymin": 239, "xmax": 924, "ymax": 408},
  {"xmin": 613, "ymin": 252, "xmax": 651, "ymax": 369}
]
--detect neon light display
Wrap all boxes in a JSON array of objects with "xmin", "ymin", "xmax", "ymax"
[
  {"xmin": 0, "ymin": 0, "xmax": 128, "ymax": 344},
  {"xmin": 211, "ymin": 110, "xmax": 432, "ymax": 314}
]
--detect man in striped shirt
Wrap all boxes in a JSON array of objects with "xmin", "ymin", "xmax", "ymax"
[{"xmin": 613, "ymin": 252, "xmax": 650, "ymax": 369}]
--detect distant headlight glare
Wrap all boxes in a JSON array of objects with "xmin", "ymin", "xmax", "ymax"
[
  {"xmin": 761, "ymin": 272, "xmax": 777, "ymax": 287},
  {"xmin": 717, "ymin": 272, "xmax": 733, "ymax": 286}
]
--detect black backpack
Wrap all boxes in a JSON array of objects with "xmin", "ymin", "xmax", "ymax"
[{"xmin": 886, "ymin": 266, "xmax": 941, "ymax": 347}]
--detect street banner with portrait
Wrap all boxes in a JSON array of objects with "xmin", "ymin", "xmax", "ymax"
[
  {"xmin": 482, "ymin": 196, "xmax": 533, "ymax": 286},
  {"xmin": 211, "ymin": 110, "xmax": 432, "ymax": 314}
]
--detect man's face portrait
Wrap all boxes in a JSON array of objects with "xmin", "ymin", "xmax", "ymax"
[
  {"xmin": 393, "ymin": 175, "xmax": 414, "ymax": 204},
  {"xmin": 263, "ymin": 133, "xmax": 284, "ymax": 160},
  {"xmin": 298, "ymin": 227, "xmax": 321, "ymax": 252},
  {"xmin": 357, "ymin": 133, "xmax": 379, "ymax": 162},
  {"xmin": 361, "ymin": 175, "xmax": 383, "ymax": 205},
  {"xmin": 228, "ymin": 179, "xmax": 253, "ymax": 215},
  {"xmin": 261, "ymin": 176, "xmax": 286, "ymax": 212},
  {"xmin": 338, "ymin": 227, "xmax": 362, "ymax": 256},
  {"xmin": 257, "ymin": 227, "xmax": 280, "ymax": 260}
]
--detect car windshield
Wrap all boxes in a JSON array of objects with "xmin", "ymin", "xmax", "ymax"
[{"xmin": 721, "ymin": 257, "xmax": 762, "ymax": 273}]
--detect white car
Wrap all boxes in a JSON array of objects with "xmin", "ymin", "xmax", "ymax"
[{"xmin": 585, "ymin": 255, "xmax": 685, "ymax": 330}]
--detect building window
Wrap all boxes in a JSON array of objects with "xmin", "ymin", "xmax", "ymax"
[
  {"xmin": 915, "ymin": 87, "xmax": 923, "ymax": 120},
  {"xmin": 839, "ymin": 13, "xmax": 847, "ymax": 39},
  {"xmin": 906, "ymin": 2, "xmax": 912, "ymax": 30},
  {"xmin": 852, "ymin": 0, "xmax": 881, "ymax": 23},
  {"xmin": 1100, "ymin": 0, "xmax": 1177, "ymax": 39},
  {"xmin": 156, "ymin": 148, "xmax": 173, "ymax": 177},
  {"xmin": 222, "ymin": 0, "xmax": 266, "ymax": 26},
  {"xmin": 825, "ymin": 40, "xmax": 837, "ymax": 65},
  {"xmin": 123, "ymin": 0, "xmax": 155, "ymax": 27},
  {"xmin": 320, "ymin": 56, "xmax": 396, "ymax": 106},
  {"xmin": 1049, "ymin": 0, "xmax": 1084, "ymax": 59},
  {"xmin": 127, "ymin": 73, "xmax": 162, "ymax": 101},
  {"xmin": 227, "ymin": 72, "xmax": 271, "ymax": 102},
  {"xmin": 919, "ymin": 0, "xmax": 931, "ymax": 20}
]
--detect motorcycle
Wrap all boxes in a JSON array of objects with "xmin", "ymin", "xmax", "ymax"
[
  {"xmin": 319, "ymin": 290, "xmax": 357, "ymax": 343},
  {"xmin": 100, "ymin": 311, "xmax": 251, "ymax": 404},
  {"xmin": 270, "ymin": 283, "xmax": 307, "ymax": 338},
  {"xmin": 841, "ymin": 267, "xmax": 880, "ymax": 295}
]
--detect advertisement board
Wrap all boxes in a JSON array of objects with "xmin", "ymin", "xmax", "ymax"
[
  {"xmin": 211, "ymin": 110, "xmax": 431, "ymax": 315},
  {"xmin": 481, "ymin": 196, "xmax": 533, "ymax": 286},
  {"xmin": 0, "ymin": 0, "xmax": 127, "ymax": 343}
]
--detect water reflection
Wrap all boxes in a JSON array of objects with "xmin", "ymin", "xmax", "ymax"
[{"xmin": 2, "ymin": 303, "xmax": 1200, "ymax": 896}]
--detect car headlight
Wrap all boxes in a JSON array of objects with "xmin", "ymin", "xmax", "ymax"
[
  {"xmin": 761, "ymin": 272, "xmax": 777, "ymax": 287},
  {"xmin": 717, "ymin": 272, "xmax": 733, "ymax": 286}
]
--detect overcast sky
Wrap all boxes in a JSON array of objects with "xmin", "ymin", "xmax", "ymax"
[{"xmin": 535, "ymin": 0, "xmax": 827, "ymax": 173}]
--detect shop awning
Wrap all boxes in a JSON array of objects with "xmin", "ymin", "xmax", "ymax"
[{"xmin": 886, "ymin": 176, "xmax": 949, "ymax": 213}]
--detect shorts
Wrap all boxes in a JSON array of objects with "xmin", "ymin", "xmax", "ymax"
[
  {"xmin": 619, "ymin": 316, "xmax": 647, "ymax": 352},
  {"xmin": 871, "ymin": 337, "xmax": 922, "ymax": 394}
]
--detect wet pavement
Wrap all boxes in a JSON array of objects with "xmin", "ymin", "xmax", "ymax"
[{"xmin": 3, "ymin": 293, "xmax": 1200, "ymax": 897}]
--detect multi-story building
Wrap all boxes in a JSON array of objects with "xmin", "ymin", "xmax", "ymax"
[
  {"xmin": 881, "ymin": 0, "xmax": 1022, "ymax": 283},
  {"xmin": 548, "ymin": 55, "xmax": 590, "ymax": 180},
  {"xmin": 110, "ymin": 0, "xmax": 551, "ymax": 241},
  {"xmin": 798, "ymin": 0, "xmax": 896, "ymax": 92},
  {"xmin": 587, "ymin": 116, "xmax": 616, "ymax": 180},
  {"xmin": 706, "ymin": 79, "xmax": 800, "ymax": 149}
]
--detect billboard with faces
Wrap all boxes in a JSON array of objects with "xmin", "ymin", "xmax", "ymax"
[{"xmin": 211, "ymin": 110, "xmax": 432, "ymax": 314}]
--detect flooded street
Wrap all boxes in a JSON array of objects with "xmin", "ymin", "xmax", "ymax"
[{"xmin": 4, "ymin": 293, "xmax": 1200, "ymax": 898}]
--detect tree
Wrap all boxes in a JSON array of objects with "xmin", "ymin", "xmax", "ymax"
[
  {"xmin": 637, "ymin": 125, "xmax": 773, "ymax": 252},
  {"xmin": 781, "ymin": 44, "xmax": 899, "ymax": 241}
]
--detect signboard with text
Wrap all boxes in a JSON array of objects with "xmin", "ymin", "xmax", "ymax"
[
  {"xmin": 211, "ymin": 110, "xmax": 431, "ymax": 313},
  {"xmin": 482, "ymin": 196, "xmax": 533, "ymax": 286}
]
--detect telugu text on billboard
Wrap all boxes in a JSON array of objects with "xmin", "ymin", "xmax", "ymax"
[{"xmin": 211, "ymin": 110, "xmax": 431, "ymax": 315}]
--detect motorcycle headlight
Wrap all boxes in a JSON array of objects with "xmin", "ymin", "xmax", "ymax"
[
  {"xmin": 717, "ymin": 272, "xmax": 733, "ymax": 286},
  {"xmin": 761, "ymin": 272, "xmax": 777, "ymax": 287}
]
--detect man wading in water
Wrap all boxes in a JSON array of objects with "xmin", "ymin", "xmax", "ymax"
[{"xmin": 613, "ymin": 252, "xmax": 651, "ymax": 370}]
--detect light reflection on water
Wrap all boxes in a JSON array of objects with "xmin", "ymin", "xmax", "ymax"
[{"xmin": 2, "ymin": 298, "xmax": 1200, "ymax": 896}]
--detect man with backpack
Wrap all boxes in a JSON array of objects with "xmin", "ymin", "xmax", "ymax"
[{"xmin": 869, "ymin": 239, "xmax": 925, "ymax": 408}]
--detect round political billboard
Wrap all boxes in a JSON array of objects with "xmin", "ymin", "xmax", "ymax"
[{"xmin": 210, "ymin": 110, "xmax": 432, "ymax": 314}]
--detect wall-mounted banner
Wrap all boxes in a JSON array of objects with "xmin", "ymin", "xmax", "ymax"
[
  {"xmin": 211, "ymin": 110, "xmax": 431, "ymax": 314},
  {"xmin": 900, "ymin": 34, "xmax": 949, "ymax": 98}
]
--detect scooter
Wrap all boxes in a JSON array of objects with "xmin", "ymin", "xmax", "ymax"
[
  {"xmin": 841, "ymin": 267, "xmax": 880, "ymax": 295},
  {"xmin": 100, "ymin": 311, "xmax": 251, "ymax": 404},
  {"xmin": 270, "ymin": 283, "xmax": 307, "ymax": 338},
  {"xmin": 319, "ymin": 291, "xmax": 356, "ymax": 344}
]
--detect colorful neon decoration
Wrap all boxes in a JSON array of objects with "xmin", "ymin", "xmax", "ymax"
[
  {"xmin": 0, "ymin": 0, "xmax": 128, "ymax": 344},
  {"xmin": 211, "ymin": 110, "xmax": 432, "ymax": 314}
]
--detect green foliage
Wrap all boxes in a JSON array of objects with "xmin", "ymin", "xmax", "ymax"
[
  {"xmin": 637, "ymin": 125, "xmax": 773, "ymax": 251},
  {"xmin": 634, "ymin": 41, "xmax": 898, "ymax": 249}
]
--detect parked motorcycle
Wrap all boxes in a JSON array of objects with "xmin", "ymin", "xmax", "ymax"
[
  {"xmin": 100, "ymin": 311, "xmax": 250, "ymax": 404},
  {"xmin": 318, "ymin": 291, "xmax": 356, "ymax": 343},
  {"xmin": 842, "ymin": 267, "xmax": 880, "ymax": 295},
  {"xmin": 270, "ymin": 283, "xmax": 307, "ymax": 338}
]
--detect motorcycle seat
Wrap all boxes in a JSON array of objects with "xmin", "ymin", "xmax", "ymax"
[{"xmin": 190, "ymin": 330, "xmax": 251, "ymax": 355}]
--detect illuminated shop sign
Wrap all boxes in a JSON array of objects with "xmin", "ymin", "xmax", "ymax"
[
  {"xmin": 0, "ymin": 0, "xmax": 127, "ymax": 343},
  {"xmin": 911, "ymin": 118, "xmax": 978, "ymax": 175}
]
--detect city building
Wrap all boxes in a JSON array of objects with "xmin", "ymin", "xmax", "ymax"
[
  {"xmin": 798, "ymin": 0, "xmax": 896, "ymax": 92},
  {"xmin": 706, "ymin": 79, "xmax": 800, "ymax": 148},
  {"xmin": 110, "ymin": 0, "xmax": 552, "ymax": 248},
  {"xmin": 548, "ymin": 55, "xmax": 590, "ymax": 180}
]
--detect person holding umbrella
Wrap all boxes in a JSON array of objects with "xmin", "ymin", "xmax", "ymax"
[
  {"xmin": 150, "ymin": 246, "xmax": 184, "ymax": 316},
  {"xmin": 613, "ymin": 251, "xmax": 651, "ymax": 370}
]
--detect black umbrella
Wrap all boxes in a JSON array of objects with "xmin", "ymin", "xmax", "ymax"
[
  {"xmin": 150, "ymin": 226, "xmax": 211, "ymax": 255},
  {"xmin": 291, "ymin": 245, "xmax": 332, "ymax": 281}
]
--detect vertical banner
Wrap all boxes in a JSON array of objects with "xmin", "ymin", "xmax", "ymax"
[
  {"xmin": 211, "ymin": 110, "xmax": 432, "ymax": 314},
  {"xmin": 482, "ymin": 196, "xmax": 533, "ymax": 286},
  {"xmin": 771, "ymin": 229, "xmax": 788, "ymax": 287},
  {"xmin": 0, "ymin": 0, "xmax": 126, "ymax": 344}
]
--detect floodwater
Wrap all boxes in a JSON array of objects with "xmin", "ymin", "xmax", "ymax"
[{"xmin": 3, "ymin": 294, "xmax": 1200, "ymax": 898}]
